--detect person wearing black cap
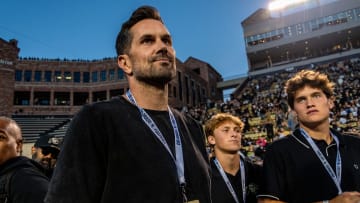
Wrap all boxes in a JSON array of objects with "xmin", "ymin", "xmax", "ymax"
[{"xmin": 31, "ymin": 135, "xmax": 63, "ymax": 178}]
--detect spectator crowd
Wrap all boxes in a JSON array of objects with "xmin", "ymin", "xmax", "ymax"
[{"xmin": 182, "ymin": 58, "xmax": 360, "ymax": 161}]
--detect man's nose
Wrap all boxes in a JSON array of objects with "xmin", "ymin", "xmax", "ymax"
[
  {"xmin": 306, "ymin": 98, "xmax": 316, "ymax": 107},
  {"xmin": 231, "ymin": 131, "xmax": 239, "ymax": 137},
  {"xmin": 158, "ymin": 47, "xmax": 168, "ymax": 55}
]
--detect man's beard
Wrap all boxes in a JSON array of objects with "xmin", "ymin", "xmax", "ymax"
[
  {"xmin": 134, "ymin": 63, "xmax": 176, "ymax": 85},
  {"xmin": 131, "ymin": 52, "xmax": 176, "ymax": 85},
  {"xmin": 40, "ymin": 158, "xmax": 54, "ymax": 170}
]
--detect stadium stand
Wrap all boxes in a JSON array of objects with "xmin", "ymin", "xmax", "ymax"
[
  {"xmin": 12, "ymin": 115, "xmax": 72, "ymax": 143},
  {"xmin": 1, "ymin": 0, "xmax": 359, "ymax": 161},
  {"xmin": 182, "ymin": 56, "xmax": 360, "ymax": 160},
  {"xmin": 47, "ymin": 120, "xmax": 71, "ymax": 137}
]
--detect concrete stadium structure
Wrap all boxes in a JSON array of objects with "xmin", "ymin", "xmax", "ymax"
[
  {"xmin": 226, "ymin": 0, "xmax": 360, "ymax": 97},
  {"xmin": 3, "ymin": 0, "xmax": 360, "ymax": 145},
  {"xmin": 0, "ymin": 39, "xmax": 223, "ymax": 118},
  {"xmin": 0, "ymin": 37, "xmax": 223, "ymax": 145}
]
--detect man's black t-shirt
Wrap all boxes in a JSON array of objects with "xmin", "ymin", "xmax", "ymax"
[
  {"xmin": 210, "ymin": 156, "xmax": 261, "ymax": 203},
  {"xmin": 258, "ymin": 128, "xmax": 360, "ymax": 203},
  {"xmin": 45, "ymin": 97, "xmax": 211, "ymax": 203}
]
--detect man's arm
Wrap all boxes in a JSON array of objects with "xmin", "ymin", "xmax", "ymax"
[{"xmin": 45, "ymin": 104, "xmax": 107, "ymax": 203}]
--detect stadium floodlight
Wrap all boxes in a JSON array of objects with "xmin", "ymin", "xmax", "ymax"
[{"xmin": 268, "ymin": 0, "xmax": 310, "ymax": 11}]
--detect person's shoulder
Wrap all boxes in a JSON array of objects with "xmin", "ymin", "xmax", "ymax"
[
  {"xmin": 83, "ymin": 96, "xmax": 125, "ymax": 110},
  {"xmin": 77, "ymin": 96, "xmax": 130, "ymax": 117},
  {"xmin": 12, "ymin": 166, "xmax": 48, "ymax": 181},
  {"xmin": 341, "ymin": 132, "xmax": 360, "ymax": 145},
  {"xmin": 4, "ymin": 157, "xmax": 48, "ymax": 187},
  {"xmin": 171, "ymin": 108, "xmax": 201, "ymax": 125},
  {"xmin": 332, "ymin": 129, "xmax": 360, "ymax": 143},
  {"xmin": 342, "ymin": 133, "xmax": 360, "ymax": 140},
  {"xmin": 268, "ymin": 134, "xmax": 294, "ymax": 147},
  {"xmin": 170, "ymin": 108, "xmax": 185, "ymax": 118},
  {"xmin": 241, "ymin": 152, "xmax": 261, "ymax": 167},
  {"xmin": 265, "ymin": 131, "xmax": 304, "ymax": 155},
  {"xmin": 10, "ymin": 157, "xmax": 47, "ymax": 177},
  {"xmin": 1, "ymin": 156, "xmax": 34, "ymax": 171},
  {"xmin": 9, "ymin": 158, "xmax": 49, "ymax": 202}
]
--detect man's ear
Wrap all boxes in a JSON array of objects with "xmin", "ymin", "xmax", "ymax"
[
  {"xmin": 31, "ymin": 146, "xmax": 36, "ymax": 156},
  {"xmin": 328, "ymin": 96, "xmax": 335, "ymax": 109},
  {"xmin": 207, "ymin": 135, "xmax": 216, "ymax": 145},
  {"xmin": 16, "ymin": 139, "xmax": 23, "ymax": 155},
  {"xmin": 117, "ymin": 55, "xmax": 132, "ymax": 75}
]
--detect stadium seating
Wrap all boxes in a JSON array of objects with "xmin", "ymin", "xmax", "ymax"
[{"xmin": 12, "ymin": 115, "xmax": 72, "ymax": 142}]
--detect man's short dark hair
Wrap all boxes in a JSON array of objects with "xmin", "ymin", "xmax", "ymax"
[{"xmin": 115, "ymin": 5, "xmax": 164, "ymax": 56}]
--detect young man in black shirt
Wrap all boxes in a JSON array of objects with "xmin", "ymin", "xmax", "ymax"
[
  {"xmin": 205, "ymin": 113, "xmax": 261, "ymax": 203},
  {"xmin": 258, "ymin": 70, "xmax": 360, "ymax": 203}
]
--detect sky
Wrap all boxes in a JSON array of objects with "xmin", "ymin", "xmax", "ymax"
[{"xmin": 1, "ymin": 0, "xmax": 270, "ymax": 79}]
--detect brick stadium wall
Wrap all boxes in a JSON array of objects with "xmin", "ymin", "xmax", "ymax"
[
  {"xmin": 0, "ymin": 68, "xmax": 14, "ymax": 116},
  {"xmin": 0, "ymin": 39, "xmax": 19, "ymax": 117}
]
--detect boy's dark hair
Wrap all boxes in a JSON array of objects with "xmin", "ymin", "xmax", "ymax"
[
  {"xmin": 115, "ymin": 5, "xmax": 163, "ymax": 56},
  {"xmin": 285, "ymin": 69, "xmax": 335, "ymax": 109}
]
